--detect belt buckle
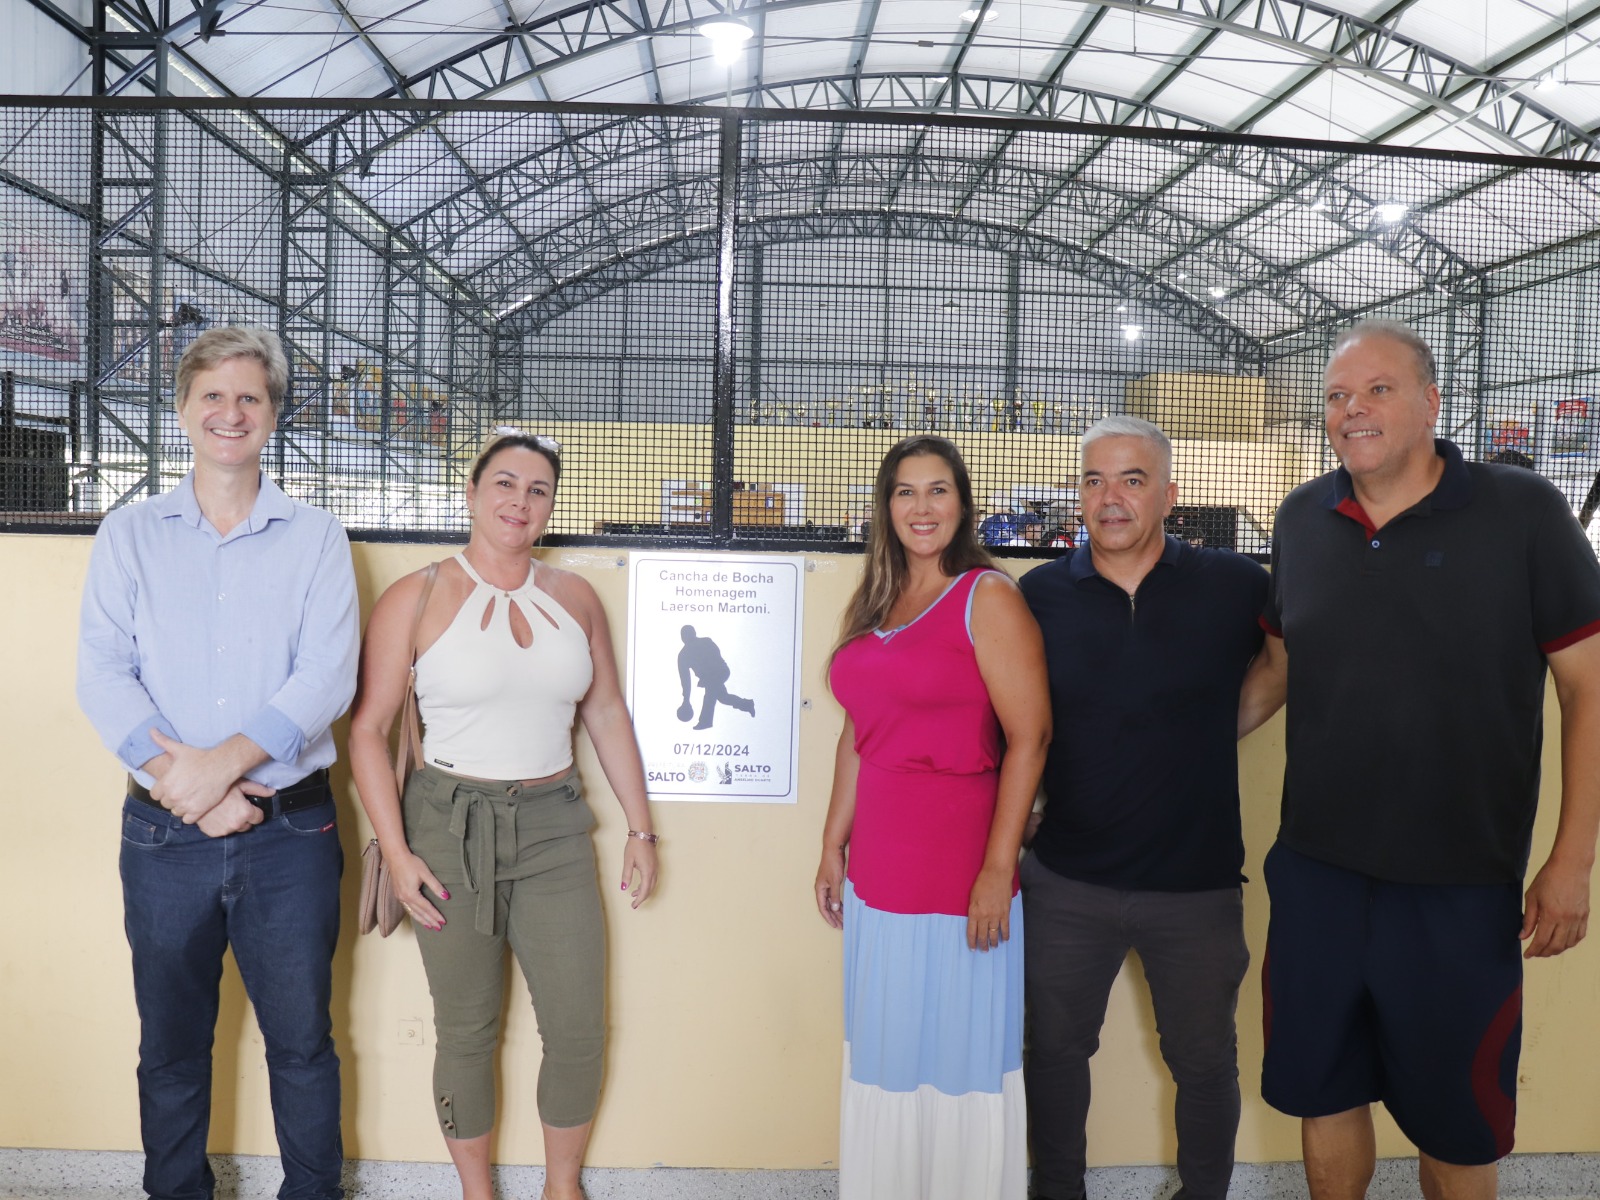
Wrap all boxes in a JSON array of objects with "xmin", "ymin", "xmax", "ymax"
[{"xmin": 247, "ymin": 794, "xmax": 278, "ymax": 820}]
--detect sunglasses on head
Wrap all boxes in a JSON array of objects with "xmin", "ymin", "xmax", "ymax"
[{"xmin": 491, "ymin": 425, "xmax": 562, "ymax": 453}]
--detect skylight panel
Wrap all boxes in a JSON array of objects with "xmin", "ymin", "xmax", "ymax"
[
  {"xmin": 1299, "ymin": 241, "xmax": 1421, "ymax": 307},
  {"xmin": 540, "ymin": 44, "xmax": 658, "ymax": 103},
  {"xmin": 1394, "ymin": 0, "xmax": 1549, "ymax": 69}
]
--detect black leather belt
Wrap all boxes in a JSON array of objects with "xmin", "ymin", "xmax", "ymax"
[{"xmin": 127, "ymin": 768, "xmax": 332, "ymax": 818}]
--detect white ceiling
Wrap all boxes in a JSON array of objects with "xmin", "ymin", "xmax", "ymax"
[
  {"xmin": 10, "ymin": 0, "xmax": 1600, "ymax": 337},
  {"xmin": 14, "ymin": 0, "xmax": 1600, "ymax": 159}
]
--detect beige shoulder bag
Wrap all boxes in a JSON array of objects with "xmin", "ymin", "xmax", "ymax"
[{"xmin": 358, "ymin": 561, "xmax": 440, "ymax": 937}]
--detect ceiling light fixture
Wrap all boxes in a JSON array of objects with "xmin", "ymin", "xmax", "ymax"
[
  {"xmin": 1121, "ymin": 324, "xmax": 1142, "ymax": 342},
  {"xmin": 1115, "ymin": 302, "xmax": 1128, "ymax": 313},
  {"xmin": 1375, "ymin": 202, "xmax": 1408, "ymax": 224},
  {"xmin": 1536, "ymin": 71, "xmax": 1562, "ymax": 93},
  {"xmin": 1209, "ymin": 287, "xmax": 1227, "ymax": 299},
  {"xmin": 960, "ymin": 7, "xmax": 1000, "ymax": 21},
  {"xmin": 700, "ymin": 19, "xmax": 755, "ymax": 66}
]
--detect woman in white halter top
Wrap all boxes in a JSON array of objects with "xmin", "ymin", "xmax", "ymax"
[{"xmin": 349, "ymin": 432, "xmax": 656, "ymax": 1200}]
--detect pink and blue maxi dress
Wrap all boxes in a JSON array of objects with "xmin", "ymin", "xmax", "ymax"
[{"xmin": 828, "ymin": 568, "xmax": 1026, "ymax": 1200}]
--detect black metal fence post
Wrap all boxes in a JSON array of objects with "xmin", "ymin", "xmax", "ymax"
[{"xmin": 710, "ymin": 114, "xmax": 742, "ymax": 546}]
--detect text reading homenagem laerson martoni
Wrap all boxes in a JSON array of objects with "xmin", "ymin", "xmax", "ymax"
[{"xmin": 657, "ymin": 568, "xmax": 775, "ymax": 614}]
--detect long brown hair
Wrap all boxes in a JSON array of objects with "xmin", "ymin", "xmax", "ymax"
[{"xmin": 832, "ymin": 436, "xmax": 994, "ymax": 659}]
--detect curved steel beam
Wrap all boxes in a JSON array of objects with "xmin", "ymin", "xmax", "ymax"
[
  {"xmin": 1365, "ymin": 0, "xmax": 1600, "ymax": 148},
  {"xmin": 376, "ymin": 93, "xmax": 1478, "ymax": 316},
  {"xmin": 309, "ymin": 78, "xmax": 1490, "ymax": 308},
  {"xmin": 446, "ymin": 148, "xmax": 1350, "ymax": 326},
  {"xmin": 303, "ymin": 74, "xmax": 1216, "ymax": 188},
  {"xmin": 496, "ymin": 207, "xmax": 1266, "ymax": 365},
  {"xmin": 284, "ymin": 0, "xmax": 1600, "ymax": 160},
  {"xmin": 368, "ymin": 88, "xmax": 1347, "ymax": 232}
]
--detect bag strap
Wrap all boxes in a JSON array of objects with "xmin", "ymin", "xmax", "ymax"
[{"xmin": 394, "ymin": 562, "xmax": 440, "ymax": 794}]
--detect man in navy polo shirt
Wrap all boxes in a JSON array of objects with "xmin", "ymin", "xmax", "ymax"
[
  {"xmin": 1019, "ymin": 415, "xmax": 1268, "ymax": 1200},
  {"xmin": 1241, "ymin": 320, "xmax": 1600, "ymax": 1200}
]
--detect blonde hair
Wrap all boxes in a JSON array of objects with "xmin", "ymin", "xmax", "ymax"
[{"xmin": 174, "ymin": 326, "xmax": 288, "ymax": 410}]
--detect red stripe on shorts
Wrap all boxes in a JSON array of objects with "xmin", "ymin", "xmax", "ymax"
[{"xmin": 1469, "ymin": 984, "xmax": 1521, "ymax": 1160}]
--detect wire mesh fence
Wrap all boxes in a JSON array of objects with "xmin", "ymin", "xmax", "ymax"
[{"xmin": 3, "ymin": 97, "xmax": 1600, "ymax": 556}]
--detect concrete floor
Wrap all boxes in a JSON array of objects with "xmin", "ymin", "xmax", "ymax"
[{"xmin": 2, "ymin": 1149, "xmax": 1597, "ymax": 1200}]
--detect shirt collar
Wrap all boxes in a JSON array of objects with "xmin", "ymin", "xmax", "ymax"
[
  {"xmin": 1069, "ymin": 532, "xmax": 1183, "ymax": 583},
  {"xmin": 1322, "ymin": 437, "xmax": 1473, "ymax": 525},
  {"xmin": 151, "ymin": 470, "xmax": 295, "ymax": 534}
]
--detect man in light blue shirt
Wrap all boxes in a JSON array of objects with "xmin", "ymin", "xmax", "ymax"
[{"xmin": 77, "ymin": 326, "xmax": 358, "ymax": 1200}]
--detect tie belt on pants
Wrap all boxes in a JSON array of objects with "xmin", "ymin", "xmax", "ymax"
[{"xmin": 433, "ymin": 770, "xmax": 584, "ymax": 936}]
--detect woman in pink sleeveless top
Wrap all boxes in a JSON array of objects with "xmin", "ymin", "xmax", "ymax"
[{"xmin": 816, "ymin": 436, "xmax": 1051, "ymax": 1200}]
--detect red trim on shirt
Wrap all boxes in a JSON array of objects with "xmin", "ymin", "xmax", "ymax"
[
  {"xmin": 1259, "ymin": 614, "xmax": 1283, "ymax": 638},
  {"xmin": 1540, "ymin": 616, "xmax": 1600, "ymax": 655},
  {"xmin": 1333, "ymin": 496, "xmax": 1378, "ymax": 539}
]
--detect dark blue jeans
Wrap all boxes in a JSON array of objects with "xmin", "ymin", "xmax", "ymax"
[{"xmin": 120, "ymin": 795, "xmax": 344, "ymax": 1200}]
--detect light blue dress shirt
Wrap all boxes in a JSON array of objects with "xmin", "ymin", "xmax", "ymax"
[{"xmin": 77, "ymin": 471, "xmax": 359, "ymax": 790}]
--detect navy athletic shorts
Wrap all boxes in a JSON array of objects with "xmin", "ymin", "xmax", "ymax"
[{"xmin": 1260, "ymin": 841, "xmax": 1523, "ymax": 1166}]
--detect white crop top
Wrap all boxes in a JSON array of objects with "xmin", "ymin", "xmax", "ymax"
[{"xmin": 415, "ymin": 553, "xmax": 595, "ymax": 780}]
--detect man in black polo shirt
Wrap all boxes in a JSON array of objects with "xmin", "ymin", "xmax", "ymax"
[
  {"xmin": 1241, "ymin": 319, "xmax": 1600, "ymax": 1200},
  {"xmin": 1019, "ymin": 415, "xmax": 1268, "ymax": 1200}
]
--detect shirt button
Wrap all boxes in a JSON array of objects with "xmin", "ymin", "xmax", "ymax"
[
  {"xmin": 217, "ymin": 593, "xmax": 226, "ymax": 601},
  {"xmin": 1370, "ymin": 539, "xmax": 1380, "ymax": 549},
  {"xmin": 216, "ymin": 646, "xmax": 225, "ymax": 653},
  {"xmin": 217, "ymin": 698, "xmax": 226, "ymax": 707}
]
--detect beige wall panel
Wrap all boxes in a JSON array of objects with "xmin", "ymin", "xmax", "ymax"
[{"xmin": 4, "ymin": 532, "xmax": 1597, "ymax": 1167}]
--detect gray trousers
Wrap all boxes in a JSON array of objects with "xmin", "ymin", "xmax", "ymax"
[{"xmin": 1021, "ymin": 852, "xmax": 1249, "ymax": 1200}]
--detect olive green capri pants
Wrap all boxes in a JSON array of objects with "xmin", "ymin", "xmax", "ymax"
[{"xmin": 403, "ymin": 764, "xmax": 606, "ymax": 1139}]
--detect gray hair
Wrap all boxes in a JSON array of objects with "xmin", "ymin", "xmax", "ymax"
[
  {"xmin": 1330, "ymin": 319, "xmax": 1437, "ymax": 388},
  {"xmin": 1081, "ymin": 414, "xmax": 1173, "ymax": 481},
  {"xmin": 175, "ymin": 325, "xmax": 289, "ymax": 410}
]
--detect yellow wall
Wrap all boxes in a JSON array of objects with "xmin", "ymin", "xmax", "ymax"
[
  {"xmin": 1125, "ymin": 372, "xmax": 1268, "ymax": 441},
  {"xmin": 4, "ymin": 533, "xmax": 1599, "ymax": 1167},
  {"xmin": 530, "ymin": 422, "xmax": 1309, "ymax": 539}
]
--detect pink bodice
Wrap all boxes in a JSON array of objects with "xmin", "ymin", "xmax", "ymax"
[{"xmin": 829, "ymin": 569, "xmax": 1010, "ymax": 916}]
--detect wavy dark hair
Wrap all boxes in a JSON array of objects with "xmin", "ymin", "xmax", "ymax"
[{"xmin": 832, "ymin": 436, "xmax": 993, "ymax": 659}]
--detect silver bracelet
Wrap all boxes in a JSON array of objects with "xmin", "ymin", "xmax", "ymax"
[{"xmin": 627, "ymin": 829, "xmax": 660, "ymax": 845}]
